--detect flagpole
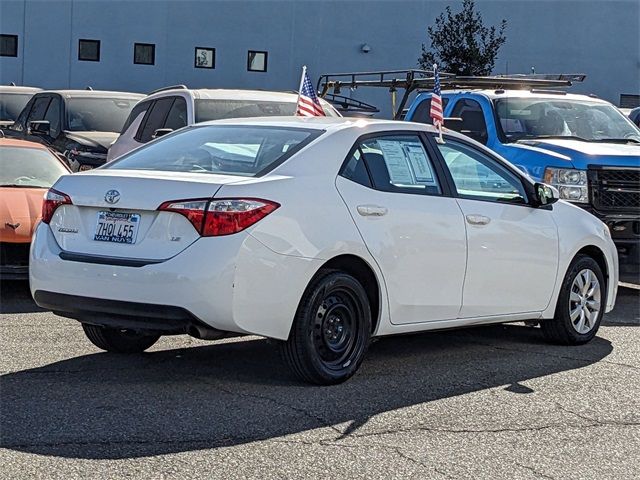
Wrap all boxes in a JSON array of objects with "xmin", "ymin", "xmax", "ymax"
[
  {"xmin": 295, "ymin": 65, "xmax": 306, "ymax": 116},
  {"xmin": 434, "ymin": 63, "xmax": 445, "ymax": 144}
]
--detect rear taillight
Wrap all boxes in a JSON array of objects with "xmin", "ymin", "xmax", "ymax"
[
  {"xmin": 42, "ymin": 189, "xmax": 72, "ymax": 224},
  {"xmin": 158, "ymin": 198, "xmax": 279, "ymax": 237}
]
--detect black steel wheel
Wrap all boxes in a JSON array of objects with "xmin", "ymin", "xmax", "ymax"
[
  {"xmin": 280, "ymin": 269, "xmax": 371, "ymax": 385},
  {"xmin": 82, "ymin": 323, "xmax": 160, "ymax": 353}
]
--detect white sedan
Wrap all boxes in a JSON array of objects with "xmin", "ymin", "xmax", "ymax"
[{"xmin": 30, "ymin": 117, "xmax": 619, "ymax": 385}]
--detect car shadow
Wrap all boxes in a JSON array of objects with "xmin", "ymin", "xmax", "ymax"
[
  {"xmin": 0, "ymin": 323, "xmax": 613, "ymax": 460},
  {"xmin": 0, "ymin": 280, "xmax": 45, "ymax": 314}
]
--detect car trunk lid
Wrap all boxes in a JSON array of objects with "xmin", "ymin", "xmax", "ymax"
[{"xmin": 49, "ymin": 169, "xmax": 246, "ymax": 260}]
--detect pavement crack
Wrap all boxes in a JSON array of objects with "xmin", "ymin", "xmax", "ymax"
[
  {"xmin": 515, "ymin": 461, "xmax": 557, "ymax": 480},
  {"xmin": 554, "ymin": 401, "xmax": 640, "ymax": 427},
  {"xmin": 459, "ymin": 338, "xmax": 640, "ymax": 371},
  {"xmin": 326, "ymin": 419, "xmax": 639, "ymax": 441},
  {"xmin": 189, "ymin": 376, "xmax": 346, "ymax": 437}
]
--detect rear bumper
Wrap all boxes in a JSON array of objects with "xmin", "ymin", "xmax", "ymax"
[
  {"xmin": 30, "ymin": 222, "xmax": 323, "ymax": 340},
  {"xmin": 34, "ymin": 290, "xmax": 202, "ymax": 332}
]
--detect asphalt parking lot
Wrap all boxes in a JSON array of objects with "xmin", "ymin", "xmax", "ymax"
[{"xmin": 1, "ymin": 281, "xmax": 638, "ymax": 479}]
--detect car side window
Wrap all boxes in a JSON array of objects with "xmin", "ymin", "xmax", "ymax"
[
  {"xmin": 27, "ymin": 96, "xmax": 51, "ymax": 123},
  {"xmin": 121, "ymin": 100, "xmax": 151, "ymax": 135},
  {"xmin": 410, "ymin": 97, "xmax": 450, "ymax": 125},
  {"xmin": 449, "ymin": 99, "xmax": 488, "ymax": 144},
  {"xmin": 340, "ymin": 148, "xmax": 373, "ymax": 188},
  {"xmin": 11, "ymin": 98, "xmax": 34, "ymax": 131},
  {"xmin": 136, "ymin": 97, "xmax": 174, "ymax": 143},
  {"xmin": 163, "ymin": 97, "xmax": 188, "ymax": 131},
  {"xmin": 44, "ymin": 96, "xmax": 61, "ymax": 137},
  {"xmin": 437, "ymin": 139, "xmax": 527, "ymax": 204},
  {"xmin": 359, "ymin": 135, "xmax": 442, "ymax": 195}
]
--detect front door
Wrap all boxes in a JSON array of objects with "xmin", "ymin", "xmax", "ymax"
[
  {"xmin": 434, "ymin": 138, "xmax": 559, "ymax": 318},
  {"xmin": 336, "ymin": 133, "xmax": 467, "ymax": 324}
]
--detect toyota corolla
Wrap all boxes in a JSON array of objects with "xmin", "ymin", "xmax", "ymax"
[{"xmin": 30, "ymin": 117, "xmax": 618, "ymax": 384}]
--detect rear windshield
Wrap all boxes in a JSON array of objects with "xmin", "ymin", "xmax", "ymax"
[
  {"xmin": 107, "ymin": 125, "xmax": 322, "ymax": 177},
  {"xmin": 195, "ymin": 99, "xmax": 338, "ymax": 122},
  {"xmin": 0, "ymin": 93, "xmax": 33, "ymax": 121},
  {"xmin": 66, "ymin": 97, "xmax": 140, "ymax": 132},
  {"xmin": 0, "ymin": 147, "xmax": 68, "ymax": 188}
]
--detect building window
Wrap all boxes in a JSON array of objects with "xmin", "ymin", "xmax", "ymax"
[
  {"xmin": 0, "ymin": 34, "xmax": 18, "ymax": 57},
  {"xmin": 78, "ymin": 39, "xmax": 100, "ymax": 62},
  {"xmin": 194, "ymin": 47, "xmax": 215, "ymax": 69},
  {"xmin": 247, "ymin": 50, "xmax": 267, "ymax": 72},
  {"xmin": 134, "ymin": 43, "xmax": 155, "ymax": 65}
]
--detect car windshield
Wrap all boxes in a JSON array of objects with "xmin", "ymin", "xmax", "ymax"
[
  {"xmin": 66, "ymin": 97, "xmax": 140, "ymax": 132},
  {"xmin": 495, "ymin": 97, "xmax": 640, "ymax": 143},
  {"xmin": 0, "ymin": 93, "xmax": 33, "ymax": 121},
  {"xmin": 195, "ymin": 99, "xmax": 338, "ymax": 122},
  {"xmin": 0, "ymin": 146, "xmax": 68, "ymax": 188},
  {"xmin": 107, "ymin": 125, "xmax": 322, "ymax": 177}
]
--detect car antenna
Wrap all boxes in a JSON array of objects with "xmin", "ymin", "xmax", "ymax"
[
  {"xmin": 85, "ymin": 86, "xmax": 93, "ymax": 91},
  {"xmin": 10, "ymin": 82, "xmax": 16, "ymax": 86}
]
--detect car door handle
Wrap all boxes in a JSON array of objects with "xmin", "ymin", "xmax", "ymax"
[
  {"xmin": 357, "ymin": 205, "xmax": 388, "ymax": 217},
  {"xmin": 465, "ymin": 214, "xmax": 491, "ymax": 226}
]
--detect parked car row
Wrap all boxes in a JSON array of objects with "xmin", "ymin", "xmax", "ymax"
[{"xmin": 0, "ymin": 84, "xmax": 339, "ymax": 171}]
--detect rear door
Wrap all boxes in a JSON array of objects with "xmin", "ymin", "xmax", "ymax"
[
  {"xmin": 336, "ymin": 132, "xmax": 467, "ymax": 324},
  {"xmin": 432, "ymin": 137, "xmax": 559, "ymax": 317}
]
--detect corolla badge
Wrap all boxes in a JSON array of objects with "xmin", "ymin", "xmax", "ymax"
[{"xmin": 104, "ymin": 190, "xmax": 121, "ymax": 204}]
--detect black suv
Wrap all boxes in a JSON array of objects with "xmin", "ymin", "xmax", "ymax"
[{"xmin": 6, "ymin": 90, "xmax": 143, "ymax": 171}]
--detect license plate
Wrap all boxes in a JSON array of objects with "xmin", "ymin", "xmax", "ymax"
[{"xmin": 94, "ymin": 211, "xmax": 140, "ymax": 244}]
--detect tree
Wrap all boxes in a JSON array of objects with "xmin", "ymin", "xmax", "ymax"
[{"xmin": 418, "ymin": 0, "xmax": 507, "ymax": 76}]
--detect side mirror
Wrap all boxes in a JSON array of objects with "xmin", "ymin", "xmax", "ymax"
[
  {"xmin": 535, "ymin": 182, "xmax": 559, "ymax": 206},
  {"xmin": 29, "ymin": 120, "xmax": 51, "ymax": 136},
  {"xmin": 152, "ymin": 128, "xmax": 173, "ymax": 140}
]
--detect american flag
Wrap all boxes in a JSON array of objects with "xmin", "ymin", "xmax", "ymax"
[
  {"xmin": 430, "ymin": 64, "xmax": 443, "ymax": 127},
  {"xmin": 296, "ymin": 68, "xmax": 325, "ymax": 117}
]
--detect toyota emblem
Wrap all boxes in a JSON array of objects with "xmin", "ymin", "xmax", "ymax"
[{"xmin": 104, "ymin": 190, "xmax": 121, "ymax": 204}]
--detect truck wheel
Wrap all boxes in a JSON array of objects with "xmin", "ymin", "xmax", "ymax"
[
  {"xmin": 82, "ymin": 324, "xmax": 160, "ymax": 353},
  {"xmin": 542, "ymin": 255, "xmax": 606, "ymax": 345},
  {"xmin": 280, "ymin": 270, "xmax": 371, "ymax": 385}
]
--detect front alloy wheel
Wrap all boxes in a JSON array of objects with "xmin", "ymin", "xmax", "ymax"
[
  {"xmin": 568, "ymin": 269, "xmax": 602, "ymax": 334},
  {"xmin": 542, "ymin": 255, "xmax": 606, "ymax": 345},
  {"xmin": 280, "ymin": 269, "xmax": 371, "ymax": 385}
]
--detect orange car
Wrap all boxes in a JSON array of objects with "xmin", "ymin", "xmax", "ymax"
[{"xmin": 0, "ymin": 137, "xmax": 70, "ymax": 279}]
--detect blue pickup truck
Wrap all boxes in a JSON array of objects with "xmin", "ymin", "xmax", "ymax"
[
  {"xmin": 406, "ymin": 89, "xmax": 640, "ymax": 279},
  {"xmin": 319, "ymin": 72, "xmax": 640, "ymax": 280}
]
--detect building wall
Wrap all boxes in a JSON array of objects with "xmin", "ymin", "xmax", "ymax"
[{"xmin": 1, "ymin": 0, "xmax": 639, "ymax": 113}]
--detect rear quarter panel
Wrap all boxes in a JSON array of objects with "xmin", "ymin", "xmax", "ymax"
[{"xmin": 215, "ymin": 127, "xmax": 394, "ymax": 336}]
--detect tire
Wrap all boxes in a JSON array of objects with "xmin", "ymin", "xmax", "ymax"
[
  {"xmin": 280, "ymin": 269, "xmax": 371, "ymax": 385},
  {"xmin": 82, "ymin": 323, "xmax": 160, "ymax": 353},
  {"xmin": 542, "ymin": 254, "xmax": 606, "ymax": 345}
]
